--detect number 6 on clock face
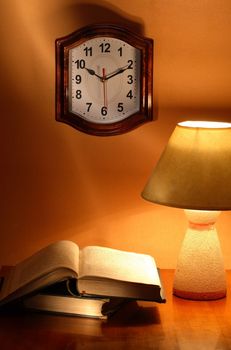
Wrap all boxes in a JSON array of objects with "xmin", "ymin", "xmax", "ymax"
[{"xmin": 56, "ymin": 24, "xmax": 154, "ymax": 136}]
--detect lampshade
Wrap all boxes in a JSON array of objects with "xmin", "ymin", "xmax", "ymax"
[{"xmin": 142, "ymin": 121, "xmax": 231, "ymax": 211}]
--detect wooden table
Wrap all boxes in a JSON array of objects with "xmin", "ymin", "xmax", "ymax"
[{"xmin": 0, "ymin": 270, "xmax": 231, "ymax": 349}]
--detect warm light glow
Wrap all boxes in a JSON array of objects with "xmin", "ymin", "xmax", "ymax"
[{"xmin": 179, "ymin": 121, "xmax": 231, "ymax": 129}]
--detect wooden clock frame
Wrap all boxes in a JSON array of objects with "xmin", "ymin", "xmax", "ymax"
[{"xmin": 55, "ymin": 24, "xmax": 154, "ymax": 136}]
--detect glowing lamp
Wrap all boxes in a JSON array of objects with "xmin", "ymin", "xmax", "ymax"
[{"xmin": 142, "ymin": 121, "xmax": 231, "ymax": 300}]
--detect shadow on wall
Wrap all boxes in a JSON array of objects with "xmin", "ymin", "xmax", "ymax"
[
  {"xmin": 52, "ymin": 1, "xmax": 145, "ymax": 35},
  {"xmin": 1, "ymin": 0, "xmax": 158, "ymax": 260}
]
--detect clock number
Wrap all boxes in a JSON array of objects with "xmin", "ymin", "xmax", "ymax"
[
  {"xmin": 86, "ymin": 102, "xmax": 92, "ymax": 112},
  {"xmin": 127, "ymin": 75, "xmax": 133, "ymax": 84},
  {"xmin": 101, "ymin": 106, "xmax": 108, "ymax": 116},
  {"xmin": 117, "ymin": 102, "xmax": 124, "ymax": 112},
  {"xmin": 75, "ymin": 75, "xmax": 82, "ymax": 84},
  {"xmin": 99, "ymin": 42, "xmax": 110, "ymax": 53},
  {"xmin": 126, "ymin": 90, "xmax": 133, "ymax": 99},
  {"xmin": 76, "ymin": 90, "xmax": 82, "ymax": 99},
  {"xmin": 127, "ymin": 60, "xmax": 133, "ymax": 69},
  {"xmin": 75, "ymin": 59, "xmax": 85, "ymax": 69},
  {"xmin": 84, "ymin": 46, "xmax": 92, "ymax": 56},
  {"xmin": 118, "ymin": 47, "xmax": 123, "ymax": 57}
]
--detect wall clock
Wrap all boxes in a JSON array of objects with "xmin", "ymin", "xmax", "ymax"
[{"xmin": 56, "ymin": 24, "xmax": 153, "ymax": 136}]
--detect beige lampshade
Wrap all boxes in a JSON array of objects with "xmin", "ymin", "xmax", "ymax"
[{"xmin": 142, "ymin": 121, "xmax": 231, "ymax": 210}]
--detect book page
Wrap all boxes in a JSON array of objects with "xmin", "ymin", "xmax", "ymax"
[
  {"xmin": 0, "ymin": 240, "xmax": 79, "ymax": 300},
  {"xmin": 79, "ymin": 246, "xmax": 160, "ymax": 286}
]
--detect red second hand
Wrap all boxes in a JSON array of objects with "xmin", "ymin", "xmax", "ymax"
[{"xmin": 102, "ymin": 68, "xmax": 107, "ymax": 108}]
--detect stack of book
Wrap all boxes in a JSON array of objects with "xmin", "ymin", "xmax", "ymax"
[{"xmin": 0, "ymin": 240, "xmax": 166, "ymax": 319}]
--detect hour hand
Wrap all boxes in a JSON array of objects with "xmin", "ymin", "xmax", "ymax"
[{"xmin": 85, "ymin": 67, "xmax": 102, "ymax": 80}]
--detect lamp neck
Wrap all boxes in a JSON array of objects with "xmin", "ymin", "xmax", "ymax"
[{"xmin": 184, "ymin": 210, "xmax": 221, "ymax": 230}]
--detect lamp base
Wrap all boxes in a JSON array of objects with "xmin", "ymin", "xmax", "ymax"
[
  {"xmin": 173, "ymin": 288, "xmax": 226, "ymax": 300},
  {"xmin": 173, "ymin": 210, "xmax": 226, "ymax": 301}
]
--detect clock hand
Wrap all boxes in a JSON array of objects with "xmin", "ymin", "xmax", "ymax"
[
  {"xmin": 85, "ymin": 67, "xmax": 102, "ymax": 80},
  {"xmin": 104, "ymin": 64, "xmax": 130, "ymax": 81},
  {"xmin": 102, "ymin": 68, "xmax": 108, "ymax": 108}
]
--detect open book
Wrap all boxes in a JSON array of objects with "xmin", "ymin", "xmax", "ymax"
[{"xmin": 0, "ymin": 240, "xmax": 165, "ymax": 308}]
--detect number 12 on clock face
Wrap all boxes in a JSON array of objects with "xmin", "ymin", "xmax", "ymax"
[{"xmin": 68, "ymin": 37, "xmax": 141, "ymax": 124}]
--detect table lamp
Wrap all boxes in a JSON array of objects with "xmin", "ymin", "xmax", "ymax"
[{"xmin": 142, "ymin": 121, "xmax": 231, "ymax": 300}]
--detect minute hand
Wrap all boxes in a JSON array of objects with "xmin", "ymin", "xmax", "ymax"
[{"xmin": 104, "ymin": 66, "xmax": 129, "ymax": 81}]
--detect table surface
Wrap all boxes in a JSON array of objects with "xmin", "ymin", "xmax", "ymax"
[{"xmin": 0, "ymin": 269, "xmax": 231, "ymax": 350}]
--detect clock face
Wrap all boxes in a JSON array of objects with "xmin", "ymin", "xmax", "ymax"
[{"xmin": 68, "ymin": 37, "xmax": 141, "ymax": 124}]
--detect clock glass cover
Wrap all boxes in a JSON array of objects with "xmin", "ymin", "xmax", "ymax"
[{"xmin": 56, "ymin": 24, "xmax": 153, "ymax": 136}]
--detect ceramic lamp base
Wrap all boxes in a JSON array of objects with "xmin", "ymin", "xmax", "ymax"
[
  {"xmin": 173, "ymin": 210, "xmax": 226, "ymax": 301},
  {"xmin": 173, "ymin": 288, "xmax": 226, "ymax": 300}
]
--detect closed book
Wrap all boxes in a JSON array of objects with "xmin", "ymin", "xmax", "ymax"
[{"xmin": 23, "ymin": 280, "xmax": 126, "ymax": 319}]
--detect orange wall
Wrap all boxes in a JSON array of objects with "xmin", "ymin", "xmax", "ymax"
[{"xmin": 1, "ymin": 0, "xmax": 231, "ymax": 268}]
